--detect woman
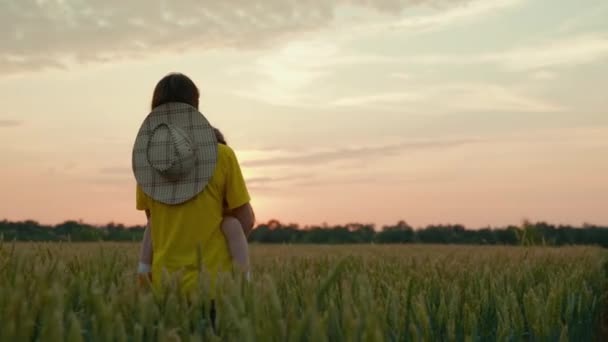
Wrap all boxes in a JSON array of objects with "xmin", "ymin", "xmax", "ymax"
[{"xmin": 132, "ymin": 72, "xmax": 255, "ymax": 297}]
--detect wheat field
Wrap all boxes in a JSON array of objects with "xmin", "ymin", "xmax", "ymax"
[{"xmin": 0, "ymin": 242, "xmax": 606, "ymax": 341}]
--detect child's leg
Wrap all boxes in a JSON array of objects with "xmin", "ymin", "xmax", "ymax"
[
  {"xmin": 139, "ymin": 223, "xmax": 153, "ymax": 266},
  {"xmin": 221, "ymin": 216, "xmax": 250, "ymax": 274},
  {"xmin": 137, "ymin": 222, "xmax": 153, "ymax": 287}
]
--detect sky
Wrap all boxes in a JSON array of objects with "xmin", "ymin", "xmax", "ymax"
[{"xmin": 1, "ymin": 0, "xmax": 607, "ymax": 228}]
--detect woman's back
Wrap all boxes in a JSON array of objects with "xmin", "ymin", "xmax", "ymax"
[{"xmin": 136, "ymin": 143, "xmax": 250, "ymax": 293}]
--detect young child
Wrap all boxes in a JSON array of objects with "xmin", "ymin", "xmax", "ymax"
[{"xmin": 137, "ymin": 127, "xmax": 251, "ymax": 286}]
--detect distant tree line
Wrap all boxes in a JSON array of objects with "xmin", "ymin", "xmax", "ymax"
[
  {"xmin": 248, "ymin": 220, "xmax": 608, "ymax": 247},
  {"xmin": 0, "ymin": 220, "xmax": 146, "ymax": 242},
  {"xmin": 1, "ymin": 219, "xmax": 607, "ymax": 247}
]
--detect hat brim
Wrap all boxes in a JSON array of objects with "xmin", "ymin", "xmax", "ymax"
[{"xmin": 132, "ymin": 102, "xmax": 218, "ymax": 205}]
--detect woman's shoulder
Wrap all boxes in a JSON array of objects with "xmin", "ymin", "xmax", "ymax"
[
  {"xmin": 216, "ymin": 144, "xmax": 243, "ymax": 170},
  {"xmin": 217, "ymin": 143, "xmax": 237, "ymax": 160}
]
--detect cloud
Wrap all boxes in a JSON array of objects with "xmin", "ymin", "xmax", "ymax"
[
  {"xmin": 229, "ymin": 39, "xmax": 399, "ymax": 107},
  {"xmin": 391, "ymin": 73, "xmax": 411, "ymax": 80},
  {"xmin": 381, "ymin": 0, "xmax": 524, "ymax": 33},
  {"xmin": 0, "ymin": 0, "xmax": 477, "ymax": 74},
  {"xmin": 293, "ymin": 175, "xmax": 386, "ymax": 188},
  {"xmin": 228, "ymin": 29, "xmax": 605, "ymax": 109},
  {"xmin": 329, "ymin": 92, "xmax": 426, "ymax": 107},
  {"xmin": 530, "ymin": 70, "xmax": 558, "ymax": 81},
  {"xmin": 246, "ymin": 174, "xmax": 314, "ymax": 185},
  {"xmin": 489, "ymin": 34, "xmax": 608, "ymax": 71},
  {"xmin": 557, "ymin": 2, "xmax": 608, "ymax": 34},
  {"xmin": 241, "ymin": 138, "xmax": 476, "ymax": 168},
  {"xmin": 404, "ymin": 34, "xmax": 608, "ymax": 71},
  {"xmin": 327, "ymin": 83, "xmax": 564, "ymax": 113},
  {"xmin": 223, "ymin": 0, "xmax": 525, "ymax": 107},
  {"xmin": 0, "ymin": 120, "xmax": 23, "ymax": 127}
]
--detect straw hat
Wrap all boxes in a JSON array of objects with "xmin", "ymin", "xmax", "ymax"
[{"xmin": 132, "ymin": 102, "xmax": 218, "ymax": 205}]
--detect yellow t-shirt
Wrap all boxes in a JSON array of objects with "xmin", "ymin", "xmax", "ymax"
[{"xmin": 136, "ymin": 144, "xmax": 250, "ymax": 295}]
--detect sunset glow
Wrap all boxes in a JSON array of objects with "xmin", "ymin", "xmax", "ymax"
[{"xmin": 1, "ymin": 0, "xmax": 607, "ymax": 228}]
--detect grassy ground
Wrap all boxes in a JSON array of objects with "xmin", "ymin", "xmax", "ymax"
[{"xmin": 0, "ymin": 242, "xmax": 606, "ymax": 341}]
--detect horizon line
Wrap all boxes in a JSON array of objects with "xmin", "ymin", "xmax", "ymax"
[{"xmin": 2, "ymin": 217, "xmax": 606, "ymax": 230}]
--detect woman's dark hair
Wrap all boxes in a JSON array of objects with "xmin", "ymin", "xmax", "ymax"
[
  {"xmin": 213, "ymin": 128, "xmax": 227, "ymax": 145},
  {"xmin": 151, "ymin": 72, "xmax": 227, "ymax": 145},
  {"xmin": 151, "ymin": 72, "xmax": 200, "ymax": 110}
]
